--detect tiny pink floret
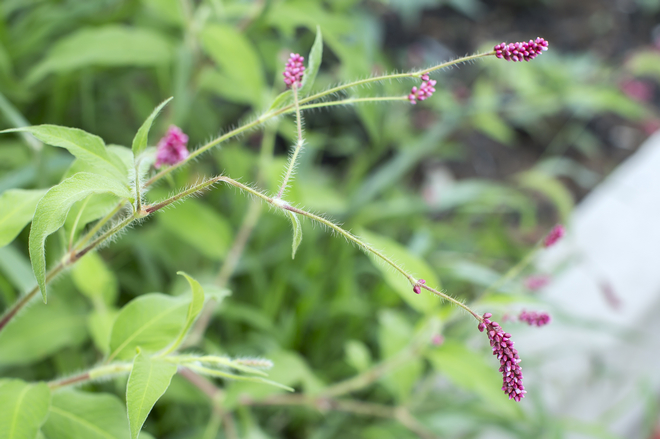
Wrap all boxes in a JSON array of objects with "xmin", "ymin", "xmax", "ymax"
[
  {"xmin": 494, "ymin": 37, "xmax": 548, "ymax": 62},
  {"xmin": 543, "ymin": 224, "xmax": 565, "ymax": 248},
  {"xmin": 478, "ymin": 312, "xmax": 525, "ymax": 401},
  {"xmin": 283, "ymin": 53, "xmax": 305, "ymax": 88},
  {"xmin": 519, "ymin": 310, "xmax": 551, "ymax": 327},
  {"xmin": 408, "ymin": 74, "xmax": 437, "ymax": 104},
  {"xmin": 413, "ymin": 278, "xmax": 426, "ymax": 294},
  {"xmin": 155, "ymin": 125, "xmax": 189, "ymax": 169}
]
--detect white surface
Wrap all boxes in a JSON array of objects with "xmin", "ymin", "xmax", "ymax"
[{"xmin": 518, "ymin": 131, "xmax": 660, "ymax": 437}]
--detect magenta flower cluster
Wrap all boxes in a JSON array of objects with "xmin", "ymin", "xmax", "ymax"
[
  {"xmin": 155, "ymin": 125, "xmax": 189, "ymax": 169},
  {"xmin": 543, "ymin": 224, "xmax": 565, "ymax": 248},
  {"xmin": 412, "ymin": 278, "xmax": 426, "ymax": 294},
  {"xmin": 408, "ymin": 74, "xmax": 437, "ymax": 104},
  {"xmin": 519, "ymin": 310, "xmax": 551, "ymax": 327},
  {"xmin": 478, "ymin": 312, "xmax": 525, "ymax": 401},
  {"xmin": 283, "ymin": 53, "xmax": 305, "ymax": 88},
  {"xmin": 494, "ymin": 38, "xmax": 549, "ymax": 62}
]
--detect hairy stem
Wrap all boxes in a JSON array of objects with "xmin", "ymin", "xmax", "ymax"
[
  {"xmin": 0, "ymin": 262, "xmax": 65, "ymax": 332},
  {"xmin": 144, "ymin": 51, "xmax": 494, "ymax": 187},
  {"xmin": 75, "ymin": 201, "xmax": 126, "ymax": 251},
  {"xmin": 276, "ymin": 83, "xmax": 304, "ymax": 199},
  {"xmin": 298, "ymin": 96, "xmax": 408, "ymax": 112},
  {"xmin": 48, "ymin": 363, "xmax": 133, "ymax": 390},
  {"xmin": 215, "ymin": 175, "xmax": 481, "ymax": 321}
]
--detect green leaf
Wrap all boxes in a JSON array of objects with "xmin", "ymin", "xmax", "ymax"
[
  {"xmin": 287, "ymin": 211, "xmax": 303, "ymax": 259},
  {"xmin": 344, "ymin": 340, "xmax": 372, "ymax": 372},
  {"xmin": 29, "ymin": 172, "xmax": 131, "ymax": 301},
  {"xmin": 63, "ymin": 193, "xmax": 121, "ymax": 243},
  {"xmin": 267, "ymin": 90, "xmax": 292, "ymax": 112},
  {"xmin": 132, "ymin": 97, "xmax": 173, "ymax": 157},
  {"xmin": 107, "ymin": 293, "xmax": 188, "ymax": 361},
  {"xmin": 0, "ymin": 298, "xmax": 87, "ymax": 367},
  {"xmin": 26, "ymin": 26, "xmax": 172, "ymax": 85},
  {"xmin": 87, "ymin": 308, "xmax": 119, "ymax": 355},
  {"xmin": 299, "ymin": 26, "xmax": 323, "ymax": 97},
  {"xmin": 42, "ymin": 391, "xmax": 130, "ymax": 439},
  {"xmin": 161, "ymin": 271, "xmax": 205, "ymax": 354},
  {"xmin": 517, "ymin": 170, "xmax": 574, "ymax": 222},
  {"xmin": 126, "ymin": 352, "xmax": 177, "ymax": 439},
  {"xmin": 357, "ymin": 229, "xmax": 440, "ymax": 313},
  {"xmin": 378, "ymin": 310, "xmax": 422, "ymax": 402},
  {"xmin": 157, "ymin": 199, "xmax": 232, "ymax": 260},
  {"xmin": 0, "ymin": 189, "xmax": 47, "ymax": 248},
  {"xmin": 71, "ymin": 252, "xmax": 118, "ymax": 305},
  {"xmin": 0, "ymin": 379, "xmax": 51, "ymax": 439},
  {"xmin": 427, "ymin": 341, "xmax": 521, "ymax": 418},
  {"xmin": 190, "ymin": 365, "xmax": 294, "ymax": 392},
  {"xmin": 199, "ymin": 24, "xmax": 264, "ymax": 106},
  {"xmin": 1, "ymin": 125, "xmax": 128, "ymax": 182}
]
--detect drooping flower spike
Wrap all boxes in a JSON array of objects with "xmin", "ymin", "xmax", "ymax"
[
  {"xmin": 408, "ymin": 74, "xmax": 437, "ymax": 104},
  {"xmin": 283, "ymin": 53, "xmax": 305, "ymax": 88},
  {"xmin": 155, "ymin": 125, "xmax": 190, "ymax": 169},
  {"xmin": 478, "ymin": 312, "xmax": 525, "ymax": 401},
  {"xmin": 494, "ymin": 37, "xmax": 549, "ymax": 62}
]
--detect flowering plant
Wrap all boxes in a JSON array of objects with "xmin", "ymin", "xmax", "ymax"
[{"xmin": 0, "ymin": 21, "xmax": 566, "ymax": 438}]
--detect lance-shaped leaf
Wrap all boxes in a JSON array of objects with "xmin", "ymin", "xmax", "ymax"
[
  {"xmin": 287, "ymin": 211, "xmax": 303, "ymax": 259},
  {"xmin": 187, "ymin": 364, "xmax": 294, "ymax": 392},
  {"xmin": 42, "ymin": 391, "xmax": 130, "ymax": 439},
  {"xmin": 299, "ymin": 26, "xmax": 323, "ymax": 97},
  {"xmin": 127, "ymin": 351, "xmax": 177, "ymax": 439},
  {"xmin": 160, "ymin": 271, "xmax": 205, "ymax": 354},
  {"xmin": 29, "ymin": 172, "xmax": 131, "ymax": 301},
  {"xmin": 107, "ymin": 293, "xmax": 188, "ymax": 361},
  {"xmin": 0, "ymin": 379, "xmax": 51, "ymax": 439},
  {"xmin": 132, "ymin": 97, "xmax": 173, "ymax": 157},
  {"xmin": 1, "ymin": 125, "xmax": 128, "ymax": 182},
  {"xmin": 0, "ymin": 188, "xmax": 47, "ymax": 248}
]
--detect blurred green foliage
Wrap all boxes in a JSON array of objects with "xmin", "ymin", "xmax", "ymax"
[{"xmin": 1, "ymin": 0, "xmax": 658, "ymax": 438}]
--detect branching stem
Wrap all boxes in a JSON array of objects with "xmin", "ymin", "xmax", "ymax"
[{"xmin": 276, "ymin": 83, "xmax": 304, "ymax": 199}]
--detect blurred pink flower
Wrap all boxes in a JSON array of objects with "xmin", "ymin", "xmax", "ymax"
[
  {"xmin": 155, "ymin": 125, "xmax": 189, "ymax": 169},
  {"xmin": 524, "ymin": 274, "xmax": 551, "ymax": 291},
  {"xmin": 431, "ymin": 334, "xmax": 444, "ymax": 346},
  {"xmin": 519, "ymin": 310, "xmax": 551, "ymax": 327},
  {"xmin": 543, "ymin": 224, "xmax": 565, "ymax": 248},
  {"xmin": 620, "ymin": 79, "xmax": 654, "ymax": 102}
]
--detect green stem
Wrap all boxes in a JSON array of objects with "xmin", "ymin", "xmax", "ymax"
[
  {"xmin": 216, "ymin": 175, "xmax": 482, "ymax": 321},
  {"xmin": 0, "ymin": 262, "xmax": 65, "ymax": 332},
  {"xmin": 276, "ymin": 83, "xmax": 303, "ymax": 199},
  {"xmin": 48, "ymin": 363, "xmax": 133, "ymax": 390},
  {"xmin": 481, "ymin": 243, "xmax": 541, "ymax": 297},
  {"xmin": 144, "ymin": 51, "xmax": 495, "ymax": 188},
  {"xmin": 68, "ymin": 196, "xmax": 91, "ymax": 251},
  {"xmin": 75, "ymin": 201, "xmax": 126, "ymax": 251},
  {"xmin": 298, "ymin": 96, "xmax": 408, "ymax": 112}
]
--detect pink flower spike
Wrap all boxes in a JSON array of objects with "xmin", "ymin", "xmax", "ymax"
[
  {"xmin": 494, "ymin": 37, "xmax": 549, "ymax": 62},
  {"xmin": 543, "ymin": 224, "xmax": 565, "ymax": 248},
  {"xmin": 408, "ymin": 76, "xmax": 437, "ymax": 104},
  {"xmin": 283, "ymin": 53, "xmax": 305, "ymax": 88},
  {"xmin": 478, "ymin": 312, "xmax": 525, "ymax": 401},
  {"xmin": 155, "ymin": 125, "xmax": 189, "ymax": 169},
  {"xmin": 519, "ymin": 310, "xmax": 551, "ymax": 327}
]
